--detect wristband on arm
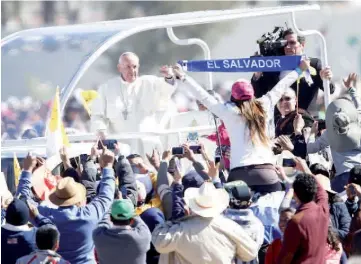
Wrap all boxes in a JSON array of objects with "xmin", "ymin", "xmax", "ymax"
[{"xmin": 295, "ymin": 67, "xmax": 303, "ymax": 76}]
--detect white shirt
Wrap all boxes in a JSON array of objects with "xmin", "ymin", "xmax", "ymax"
[
  {"xmin": 183, "ymin": 71, "xmax": 300, "ymax": 169},
  {"xmin": 91, "ymin": 75, "xmax": 176, "ymax": 133}
]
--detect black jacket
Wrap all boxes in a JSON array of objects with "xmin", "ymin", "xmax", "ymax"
[
  {"xmin": 251, "ymin": 57, "xmax": 335, "ymax": 111},
  {"xmin": 115, "ymin": 155, "xmax": 138, "ymax": 206}
]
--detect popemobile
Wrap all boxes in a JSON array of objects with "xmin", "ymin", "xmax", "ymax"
[{"xmin": 1, "ymin": 4, "xmax": 332, "ymax": 193}]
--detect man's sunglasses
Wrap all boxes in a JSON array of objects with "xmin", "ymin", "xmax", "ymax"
[
  {"xmin": 279, "ymin": 96, "xmax": 293, "ymax": 102},
  {"xmin": 286, "ymin": 40, "xmax": 298, "ymax": 46}
]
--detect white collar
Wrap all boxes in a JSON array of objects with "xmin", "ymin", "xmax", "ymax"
[{"xmin": 2, "ymin": 223, "xmax": 31, "ymax": 231}]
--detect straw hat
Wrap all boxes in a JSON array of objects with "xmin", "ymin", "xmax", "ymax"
[
  {"xmin": 276, "ymin": 150, "xmax": 298, "ymax": 179},
  {"xmin": 315, "ymin": 174, "xmax": 336, "ymax": 194},
  {"xmin": 49, "ymin": 177, "xmax": 86, "ymax": 207},
  {"xmin": 184, "ymin": 182, "xmax": 229, "ymax": 218}
]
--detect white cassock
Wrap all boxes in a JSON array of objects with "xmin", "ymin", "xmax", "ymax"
[{"xmin": 91, "ymin": 75, "xmax": 177, "ymax": 154}]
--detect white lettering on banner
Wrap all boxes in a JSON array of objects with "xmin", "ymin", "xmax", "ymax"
[
  {"xmin": 258, "ymin": 60, "xmax": 265, "ymax": 68},
  {"xmin": 210, "ymin": 58, "xmax": 284, "ymax": 70},
  {"xmin": 266, "ymin": 60, "xmax": 273, "ymax": 67},
  {"xmin": 251, "ymin": 60, "xmax": 259, "ymax": 68},
  {"xmin": 207, "ymin": 61, "xmax": 214, "ymax": 69},
  {"xmin": 243, "ymin": 60, "xmax": 250, "ymax": 68},
  {"xmin": 274, "ymin": 59, "xmax": 281, "ymax": 68}
]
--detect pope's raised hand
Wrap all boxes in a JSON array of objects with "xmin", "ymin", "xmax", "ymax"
[
  {"xmin": 172, "ymin": 64, "xmax": 186, "ymax": 80},
  {"xmin": 160, "ymin": 65, "xmax": 174, "ymax": 78}
]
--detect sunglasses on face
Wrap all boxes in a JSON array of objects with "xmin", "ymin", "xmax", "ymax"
[
  {"xmin": 286, "ymin": 40, "xmax": 298, "ymax": 46},
  {"xmin": 280, "ymin": 96, "xmax": 293, "ymax": 102}
]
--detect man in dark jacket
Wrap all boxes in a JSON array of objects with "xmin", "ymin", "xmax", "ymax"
[
  {"xmin": 115, "ymin": 155, "xmax": 138, "ymax": 207},
  {"xmin": 1, "ymin": 198, "xmax": 53, "ymax": 264},
  {"xmin": 251, "ymin": 28, "xmax": 335, "ymax": 114}
]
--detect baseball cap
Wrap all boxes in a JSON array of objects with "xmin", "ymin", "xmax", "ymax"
[
  {"xmin": 223, "ymin": 180, "xmax": 251, "ymax": 205},
  {"xmin": 326, "ymin": 97, "xmax": 361, "ymax": 152},
  {"xmin": 111, "ymin": 199, "xmax": 135, "ymax": 221},
  {"xmin": 231, "ymin": 79, "xmax": 254, "ymax": 101},
  {"xmin": 349, "ymin": 166, "xmax": 361, "ymax": 186}
]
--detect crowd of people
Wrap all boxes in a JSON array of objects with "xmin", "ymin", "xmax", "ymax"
[
  {"xmin": 0, "ymin": 82, "xmax": 230, "ymax": 140},
  {"xmin": 1, "ymin": 28, "xmax": 361, "ymax": 264}
]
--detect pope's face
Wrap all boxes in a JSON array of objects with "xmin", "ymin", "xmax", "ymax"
[{"xmin": 118, "ymin": 55, "xmax": 139, "ymax": 83}]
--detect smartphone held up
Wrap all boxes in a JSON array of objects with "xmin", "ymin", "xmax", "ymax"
[{"xmin": 171, "ymin": 145, "xmax": 202, "ymax": 155}]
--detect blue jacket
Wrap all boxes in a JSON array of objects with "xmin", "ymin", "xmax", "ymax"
[
  {"xmin": 16, "ymin": 168, "xmax": 115, "ymax": 264},
  {"xmin": 330, "ymin": 201, "xmax": 351, "ymax": 241},
  {"xmin": 1, "ymin": 214, "xmax": 53, "ymax": 264}
]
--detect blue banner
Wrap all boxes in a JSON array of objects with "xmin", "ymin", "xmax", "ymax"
[{"xmin": 179, "ymin": 55, "xmax": 302, "ymax": 73}]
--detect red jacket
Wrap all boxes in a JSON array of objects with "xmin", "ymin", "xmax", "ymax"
[
  {"xmin": 265, "ymin": 238, "xmax": 282, "ymax": 264},
  {"xmin": 206, "ymin": 122, "xmax": 230, "ymax": 146},
  {"xmin": 207, "ymin": 121, "xmax": 231, "ymax": 169},
  {"xmin": 277, "ymin": 180, "xmax": 329, "ymax": 264}
]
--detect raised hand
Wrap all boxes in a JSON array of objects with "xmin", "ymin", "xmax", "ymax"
[
  {"xmin": 160, "ymin": 65, "xmax": 174, "ymax": 78},
  {"xmin": 182, "ymin": 144, "xmax": 195, "ymax": 162},
  {"xmin": 294, "ymin": 157, "xmax": 312, "ymax": 175},
  {"xmin": 146, "ymin": 149, "xmax": 161, "ymax": 170},
  {"xmin": 293, "ymin": 114, "xmax": 305, "ymax": 134},
  {"xmin": 275, "ymin": 135, "xmax": 294, "ymax": 152},
  {"xmin": 60, "ymin": 147, "xmax": 69, "ymax": 163},
  {"xmin": 299, "ymin": 58, "xmax": 310, "ymax": 72},
  {"xmin": 161, "ymin": 150, "xmax": 172, "ymax": 162},
  {"xmin": 23, "ymin": 153, "xmax": 38, "ymax": 172},
  {"xmin": 343, "ymin": 73, "xmax": 358, "ymax": 89},
  {"xmin": 99, "ymin": 147, "xmax": 115, "ymax": 169},
  {"xmin": 26, "ymin": 200, "xmax": 39, "ymax": 219},
  {"xmin": 172, "ymin": 64, "xmax": 186, "ymax": 80},
  {"xmin": 207, "ymin": 161, "xmax": 220, "ymax": 180}
]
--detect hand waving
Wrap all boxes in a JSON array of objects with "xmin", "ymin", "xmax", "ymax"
[
  {"xmin": 146, "ymin": 149, "xmax": 161, "ymax": 170},
  {"xmin": 343, "ymin": 73, "xmax": 358, "ymax": 89},
  {"xmin": 172, "ymin": 64, "xmax": 186, "ymax": 80},
  {"xmin": 160, "ymin": 65, "xmax": 174, "ymax": 78}
]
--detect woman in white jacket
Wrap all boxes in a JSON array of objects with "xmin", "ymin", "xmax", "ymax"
[{"xmin": 172, "ymin": 59, "xmax": 310, "ymax": 193}]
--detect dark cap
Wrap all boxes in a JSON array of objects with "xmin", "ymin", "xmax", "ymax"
[
  {"xmin": 224, "ymin": 180, "xmax": 251, "ymax": 204},
  {"xmin": 5, "ymin": 198, "xmax": 30, "ymax": 226},
  {"xmin": 182, "ymin": 171, "xmax": 204, "ymax": 191},
  {"xmin": 349, "ymin": 166, "xmax": 361, "ymax": 186}
]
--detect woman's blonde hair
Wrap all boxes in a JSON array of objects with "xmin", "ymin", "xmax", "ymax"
[{"xmin": 233, "ymin": 98, "xmax": 270, "ymax": 146}]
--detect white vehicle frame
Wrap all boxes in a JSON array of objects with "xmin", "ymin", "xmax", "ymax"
[{"xmin": 1, "ymin": 4, "xmax": 330, "ymax": 151}]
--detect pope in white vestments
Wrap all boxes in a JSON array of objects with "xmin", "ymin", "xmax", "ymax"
[
  {"xmin": 91, "ymin": 52, "xmax": 177, "ymax": 134},
  {"xmin": 90, "ymin": 52, "xmax": 177, "ymax": 155}
]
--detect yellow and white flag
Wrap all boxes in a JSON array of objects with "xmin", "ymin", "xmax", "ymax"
[
  {"xmin": 81, "ymin": 90, "xmax": 98, "ymax": 116},
  {"xmin": 46, "ymin": 87, "xmax": 70, "ymax": 157},
  {"xmin": 13, "ymin": 153, "xmax": 21, "ymax": 187}
]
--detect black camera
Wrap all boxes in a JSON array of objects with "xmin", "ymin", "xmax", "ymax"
[{"xmin": 257, "ymin": 27, "xmax": 287, "ymax": 57}]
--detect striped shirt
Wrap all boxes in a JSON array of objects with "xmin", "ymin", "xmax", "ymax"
[{"xmin": 224, "ymin": 208, "xmax": 264, "ymax": 264}]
